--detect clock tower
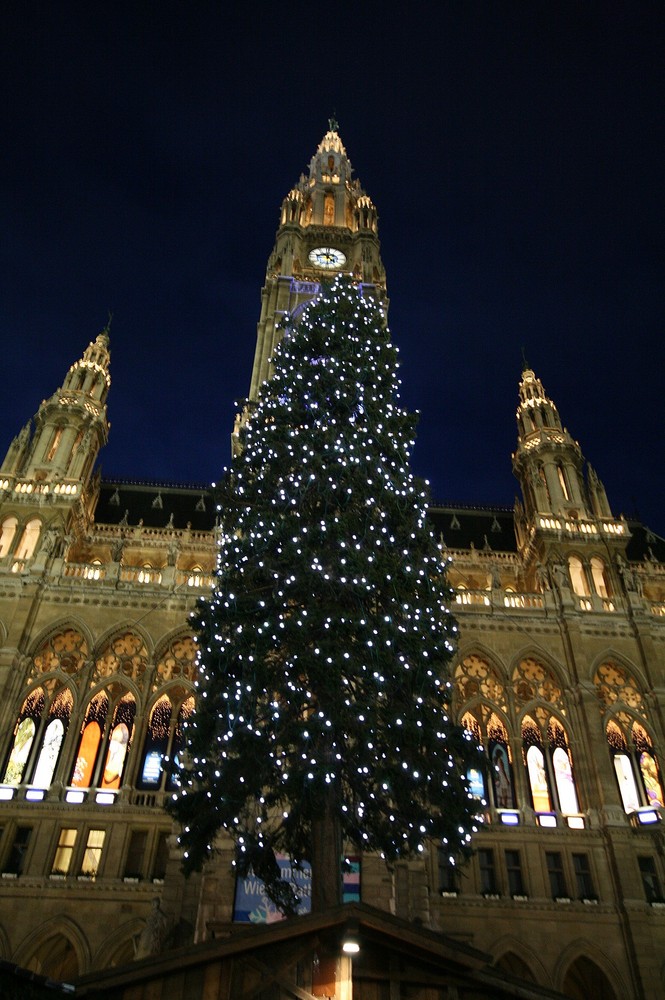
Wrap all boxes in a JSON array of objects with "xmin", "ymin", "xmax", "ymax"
[{"xmin": 246, "ymin": 121, "xmax": 387, "ymax": 403}]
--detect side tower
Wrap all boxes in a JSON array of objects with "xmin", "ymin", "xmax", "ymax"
[
  {"xmin": 0, "ymin": 328, "xmax": 111, "ymax": 564},
  {"xmin": 512, "ymin": 366, "xmax": 627, "ymax": 606},
  {"xmin": 247, "ymin": 120, "xmax": 387, "ymax": 404}
]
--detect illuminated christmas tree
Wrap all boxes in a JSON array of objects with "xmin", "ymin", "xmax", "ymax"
[{"xmin": 169, "ymin": 276, "xmax": 480, "ymax": 913}]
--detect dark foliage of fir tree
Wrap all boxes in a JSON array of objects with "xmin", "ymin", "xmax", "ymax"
[{"xmin": 168, "ymin": 277, "xmax": 480, "ymax": 913}]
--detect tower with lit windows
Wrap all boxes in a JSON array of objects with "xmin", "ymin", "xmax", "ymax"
[
  {"xmin": 246, "ymin": 120, "xmax": 386, "ymax": 405},
  {"xmin": 0, "ymin": 329, "xmax": 111, "ymax": 570},
  {"xmin": 512, "ymin": 365, "xmax": 627, "ymax": 607}
]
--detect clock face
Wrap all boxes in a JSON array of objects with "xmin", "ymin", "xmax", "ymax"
[{"xmin": 308, "ymin": 246, "xmax": 347, "ymax": 269}]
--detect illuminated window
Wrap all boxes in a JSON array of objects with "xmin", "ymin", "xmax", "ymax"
[
  {"xmin": 568, "ymin": 556, "xmax": 590, "ymax": 597},
  {"xmin": 45, "ymin": 428, "xmax": 63, "ymax": 462},
  {"xmin": 550, "ymin": 721, "xmax": 579, "ymax": 815},
  {"xmin": 590, "ymin": 557, "xmax": 610, "ymax": 598},
  {"xmin": 2, "ymin": 689, "xmax": 45, "ymax": 785},
  {"xmin": 138, "ymin": 696, "xmax": 172, "ymax": 789},
  {"xmin": 101, "ymin": 695, "xmax": 136, "ymax": 789},
  {"xmin": 71, "ymin": 693, "xmax": 108, "ymax": 788},
  {"xmin": 15, "ymin": 519, "xmax": 41, "ymax": 560},
  {"xmin": 607, "ymin": 718, "xmax": 664, "ymax": 813},
  {"xmin": 526, "ymin": 744, "xmax": 552, "ymax": 812},
  {"xmin": 522, "ymin": 716, "xmax": 552, "ymax": 812},
  {"xmin": 80, "ymin": 829, "xmax": 105, "ymax": 878},
  {"xmin": 556, "ymin": 465, "xmax": 570, "ymax": 501},
  {"xmin": 0, "ymin": 517, "xmax": 18, "ymax": 557},
  {"xmin": 52, "ymin": 828, "xmax": 77, "ymax": 874}
]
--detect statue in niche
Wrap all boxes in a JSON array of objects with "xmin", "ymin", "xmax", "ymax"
[
  {"xmin": 167, "ymin": 538, "xmax": 180, "ymax": 567},
  {"xmin": 551, "ymin": 562, "xmax": 569, "ymax": 591},
  {"xmin": 111, "ymin": 536, "xmax": 125, "ymax": 562},
  {"xmin": 133, "ymin": 898, "xmax": 168, "ymax": 960},
  {"xmin": 535, "ymin": 562, "xmax": 551, "ymax": 592}
]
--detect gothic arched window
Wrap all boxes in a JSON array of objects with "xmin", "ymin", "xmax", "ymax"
[
  {"xmin": 522, "ymin": 716, "xmax": 553, "ymax": 813},
  {"xmin": 522, "ymin": 712, "xmax": 579, "ymax": 818},
  {"xmin": 70, "ymin": 692, "xmax": 108, "ymax": 788},
  {"xmin": 1, "ymin": 688, "xmax": 45, "ymax": 785},
  {"xmin": 590, "ymin": 556, "xmax": 611, "ymax": 598},
  {"xmin": 568, "ymin": 556, "xmax": 590, "ymax": 597},
  {"xmin": 607, "ymin": 717, "xmax": 664, "ymax": 813},
  {"xmin": 0, "ymin": 516, "xmax": 18, "ymax": 557},
  {"xmin": 138, "ymin": 692, "xmax": 195, "ymax": 791},
  {"xmin": 15, "ymin": 518, "xmax": 41, "ymax": 561},
  {"xmin": 30, "ymin": 688, "xmax": 73, "ymax": 788}
]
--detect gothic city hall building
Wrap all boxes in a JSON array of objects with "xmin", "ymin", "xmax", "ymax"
[{"xmin": 0, "ymin": 127, "xmax": 664, "ymax": 1000}]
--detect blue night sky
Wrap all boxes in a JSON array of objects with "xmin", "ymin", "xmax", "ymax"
[{"xmin": 1, "ymin": 3, "xmax": 663, "ymax": 530}]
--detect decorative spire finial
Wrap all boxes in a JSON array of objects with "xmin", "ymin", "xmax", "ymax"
[
  {"xmin": 521, "ymin": 346, "xmax": 530, "ymax": 372},
  {"xmin": 328, "ymin": 113, "xmax": 339, "ymax": 133}
]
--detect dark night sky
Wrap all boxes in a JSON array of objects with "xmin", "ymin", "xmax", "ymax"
[{"xmin": 1, "ymin": 3, "xmax": 663, "ymax": 531}]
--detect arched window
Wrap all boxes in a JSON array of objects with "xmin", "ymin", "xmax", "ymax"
[
  {"xmin": 538, "ymin": 466, "xmax": 551, "ymax": 505},
  {"xmin": 45, "ymin": 427, "xmax": 63, "ymax": 462},
  {"xmin": 30, "ymin": 688, "xmax": 73, "ymax": 788},
  {"xmin": 70, "ymin": 689, "xmax": 137, "ymax": 790},
  {"xmin": 523, "ymin": 719, "xmax": 552, "ymax": 812},
  {"xmin": 556, "ymin": 464, "xmax": 570, "ymax": 501},
  {"xmin": 488, "ymin": 715, "xmax": 515, "ymax": 809},
  {"xmin": 549, "ymin": 719, "xmax": 579, "ymax": 815},
  {"xmin": 138, "ymin": 693, "xmax": 195, "ymax": 791},
  {"xmin": 0, "ymin": 516, "xmax": 18, "ymax": 557},
  {"xmin": 607, "ymin": 717, "xmax": 664, "ymax": 813},
  {"xmin": 1, "ymin": 689, "xmax": 45, "ymax": 784},
  {"xmin": 522, "ymin": 713, "xmax": 580, "ymax": 818},
  {"xmin": 138, "ymin": 696, "xmax": 173, "ymax": 789},
  {"xmin": 590, "ymin": 557, "xmax": 611, "ymax": 598},
  {"xmin": 15, "ymin": 518, "xmax": 41, "ymax": 560},
  {"xmin": 2, "ymin": 683, "xmax": 74, "ymax": 790},
  {"xmin": 568, "ymin": 556, "xmax": 590, "ymax": 596},
  {"xmin": 456, "ymin": 656, "xmax": 513, "ymax": 812},
  {"xmin": 70, "ymin": 692, "xmax": 109, "ymax": 788},
  {"xmin": 101, "ymin": 693, "xmax": 136, "ymax": 789}
]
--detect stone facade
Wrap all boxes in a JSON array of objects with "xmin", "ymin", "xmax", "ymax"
[{"xmin": 0, "ymin": 126, "xmax": 663, "ymax": 998}]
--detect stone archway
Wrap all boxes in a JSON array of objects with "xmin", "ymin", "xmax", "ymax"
[
  {"xmin": 495, "ymin": 950, "xmax": 537, "ymax": 982},
  {"xmin": 25, "ymin": 933, "xmax": 79, "ymax": 981},
  {"xmin": 562, "ymin": 956, "xmax": 618, "ymax": 1000}
]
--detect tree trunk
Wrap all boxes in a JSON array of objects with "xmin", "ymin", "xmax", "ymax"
[{"xmin": 310, "ymin": 783, "xmax": 342, "ymax": 911}]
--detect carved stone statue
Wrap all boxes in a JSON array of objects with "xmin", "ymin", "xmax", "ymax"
[
  {"xmin": 535, "ymin": 562, "xmax": 551, "ymax": 592},
  {"xmin": 133, "ymin": 897, "xmax": 168, "ymax": 960},
  {"xmin": 167, "ymin": 538, "xmax": 180, "ymax": 567}
]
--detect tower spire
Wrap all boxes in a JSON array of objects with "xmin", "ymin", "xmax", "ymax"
[
  {"xmin": 244, "ymin": 127, "xmax": 386, "ymax": 407},
  {"xmin": 1, "ymin": 327, "xmax": 111, "ymax": 494}
]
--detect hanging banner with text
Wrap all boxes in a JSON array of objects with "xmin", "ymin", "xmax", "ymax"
[{"xmin": 233, "ymin": 855, "xmax": 361, "ymax": 923}]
